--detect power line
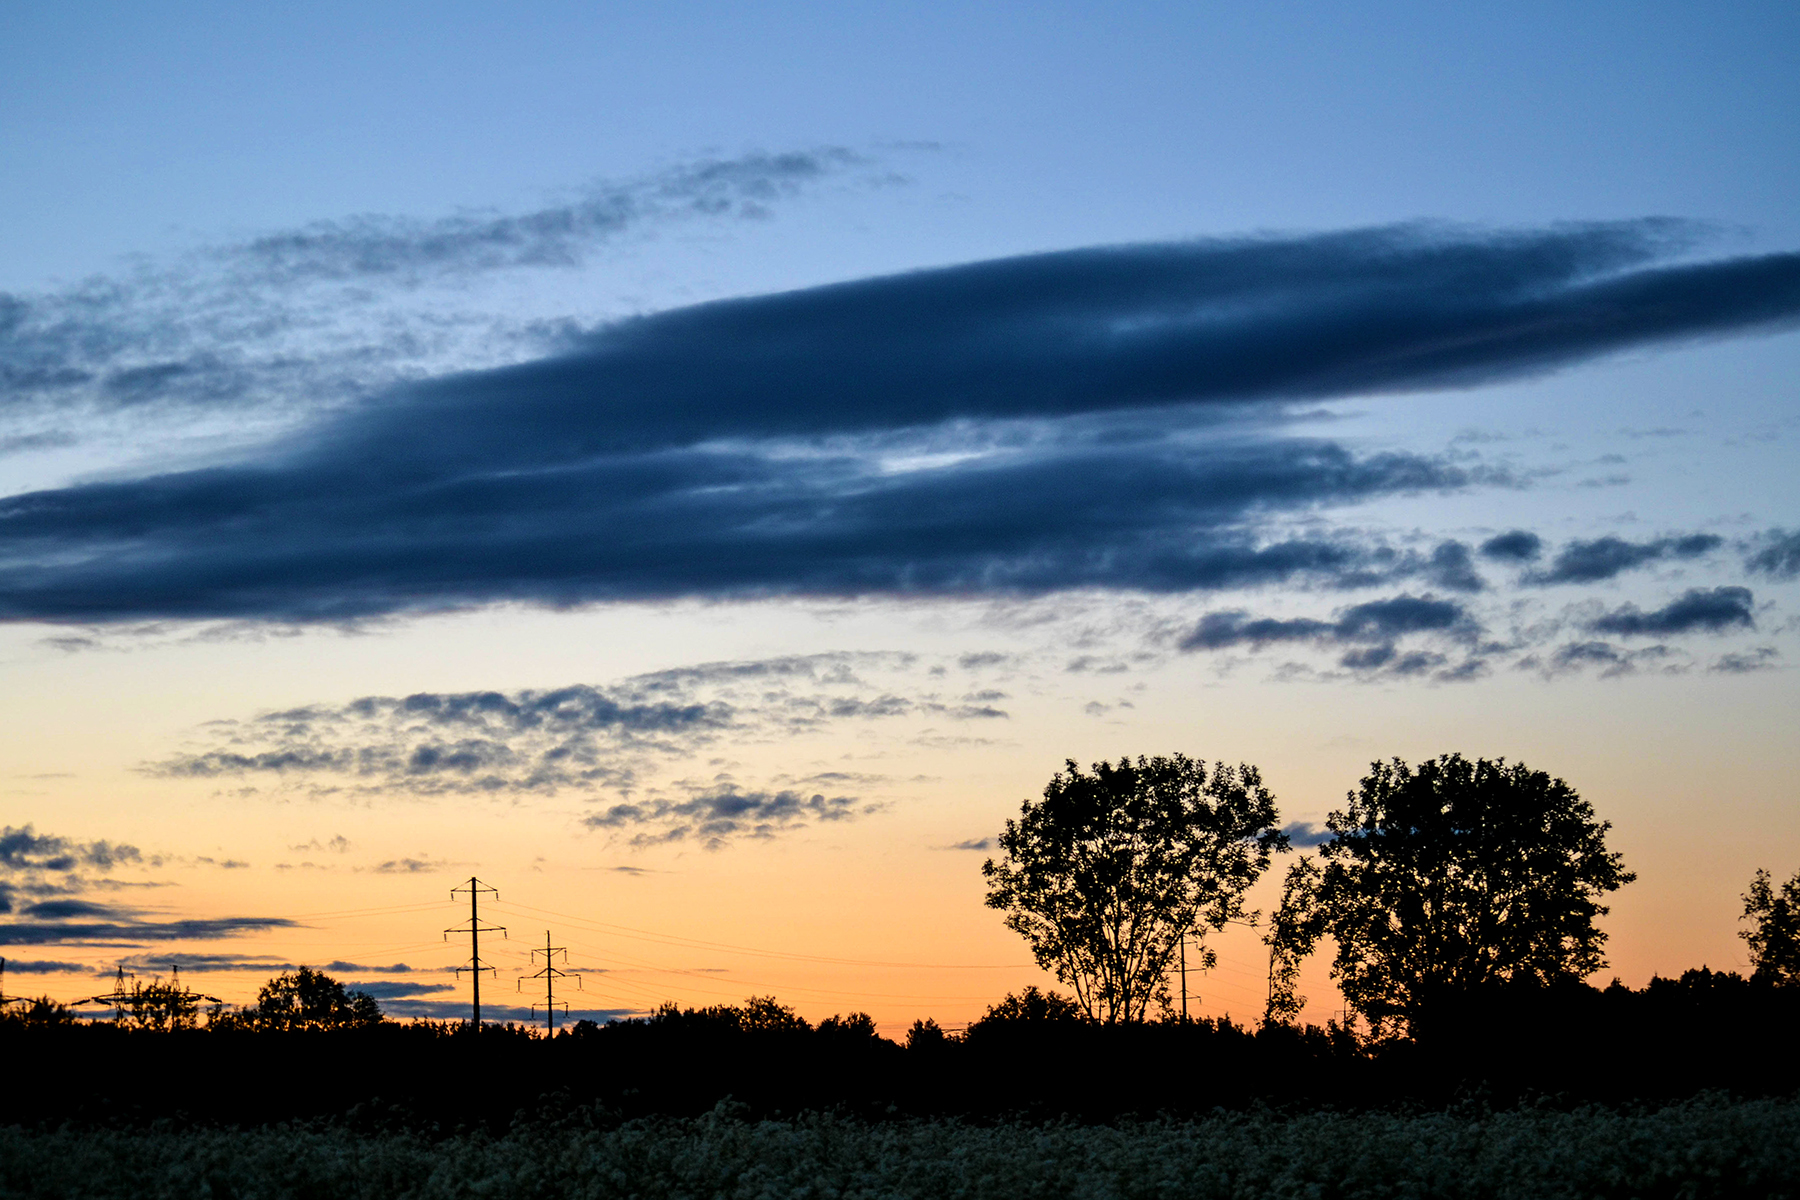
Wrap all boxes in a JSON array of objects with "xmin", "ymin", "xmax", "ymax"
[
  {"xmin": 445, "ymin": 877, "xmax": 506, "ymax": 1027},
  {"xmin": 491, "ymin": 899, "xmax": 1029, "ymax": 969}
]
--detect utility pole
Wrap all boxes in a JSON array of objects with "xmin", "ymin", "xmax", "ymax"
[
  {"xmin": 446, "ymin": 877, "xmax": 505, "ymax": 1028},
  {"xmin": 1180, "ymin": 932, "xmax": 1188, "ymax": 1023},
  {"xmin": 519, "ymin": 929, "xmax": 581, "ymax": 1035}
]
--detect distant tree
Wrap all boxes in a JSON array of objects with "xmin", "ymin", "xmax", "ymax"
[
  {"xmin": 123, "ymin": 979, "xmax": 203, "ymax": 1031},
  {"xmin": 4, "ymin": 996, "xmax": 74, "ymax": 1028},
  {"xmin": 1741, "ymin": 868, "xmax": 1800, "ymax": 985},
  {"xmin": 816, "ymin": 1011, "xmax": 878, "ymax": 1040},
  {"xmin": 904, "ymin": 1017, "xmax": 953, "ymax": 1050},
  {"xmin": 973, "ymin": 986, "xmax": 1085, "ymax": 1026},
  {"xmin": 249, "ymin": 967, "xmax": 382, "ymax": 1031},
  {"xmin": 1269, "ymin": 754, "xmax": 1634, "ymax": 1039},
  {"xmin": 653, "ymin": 995, "xmax": 811, "ymax": 1034},
  {"xmin": 983, "ymin": 755, "xmax": 1286, "ymax": 1023},
  {"xmin": 735, "ymin": 995, "xmax": 810, "ymax": 1033}
]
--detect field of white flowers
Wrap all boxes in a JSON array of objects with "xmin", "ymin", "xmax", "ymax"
[{"xmin": 2, "ymin": 1094, "xmax": 1795, "ymax": 1199}]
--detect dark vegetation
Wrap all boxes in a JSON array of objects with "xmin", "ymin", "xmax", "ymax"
[
  {"xmin": 3, "ymin": 754, "xmax": 1797, "ymax": 1133},
  {"xmin": 4, "ymin": 970, "xmax": 1799, "ymax": 1130}
]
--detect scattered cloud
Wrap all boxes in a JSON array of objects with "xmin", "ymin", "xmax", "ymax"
[
  {"xmin": 5, "ymin": 222, "xmax": 1797, "ymax": 623},
  {"xmin": 584, "ymin": 787, "xmax": 872, "ymax": 851},
  {"xmin": 0, "ymin": 148, "xmax": 872, "ymax": 429},
  {"xmin": 1537, "ymin": 640, "xmax": 1680, "ymax": 679},
  {"xmin": 1480, "ymin": 530, "xmax": 1544, "ymax": 562},
  {"xmin": 944, "ymin": 837, "xmax": 995, "ymax": 852},
  {"xmin": 0, "ymin": 825, "xmax": 145, "ymax": 914},
  {"xmin": 366, "ymin": 857, "xmax": 447, "ymax": 875},
  {"xmin": 1712, "ymin": 647, "xmax": 1780, "ymax": 674},
  {"xmin": 149, "ymin": 652, "xmax": 993, "ymax": 817},
  {"xmin": 1178, "ymin": 594, "xmax": 1479, "ymax": 678},
  {"xmin": 1746, "ymin": 529, "xmax": 1800, "ymax": 580}
]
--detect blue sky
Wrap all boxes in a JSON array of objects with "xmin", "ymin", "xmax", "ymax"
[{"xmin": 1, "ymin": 1, "xmax": 1797, "ymax": 1028}]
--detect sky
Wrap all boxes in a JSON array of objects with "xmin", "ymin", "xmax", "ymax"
[{"xmin": 1, "ymin": 0, "xmax": 1797, "ymax": 1032}]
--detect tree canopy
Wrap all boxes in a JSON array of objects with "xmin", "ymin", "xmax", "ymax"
[
  {"xmin": 1269, "ymin": 754, "xmax": 1633, "ymax": 1039},
  {"xmin": 1742, "ymin": 868, "xmax": 1800, "ymax": 985},
  {"xmin": 983, "ymin": 754, "xmax": 1286, "ymax": 1024},
  {"xmin": 247, "ymin": 968, "xmax": 382, "ymax": 1031}
]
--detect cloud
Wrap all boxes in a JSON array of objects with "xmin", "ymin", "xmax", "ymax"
[
  {"xmin": 339, "ymin": 980, "xmax": 455, "ymax": 1000},
  {"xmin": 0, "ymin": 912, "xmax": 298, "ymax": 946},
  {"xmin": 0, "ymin": 958, "xmax": 87, "ymax": 974},
  {"xmin": 1528, "ymin": 533, "xmax": 1723, "ymax": 585},
  {"xmin": 1419, "ymin": 540, "xmax": 1485, "ymax": 592},
  {"xmin": 1589, "ymin": 586, "xmax": 1755, "ymax": 636},
  {"xmin": 0, "ymin": 149, "xmax": 870, "ymax": 423},
  {"xmin": 3, "ymin": 222, "xmax": 1798, "ymax": 623},
  {"xmin": 113, "ymin": 952, "xmax": 292, "ymax": 974},
  {"xmin": 1480, "ymin": 530, "xmax": 1543, "ymax": 562},
  {"xmin": 150, "ymin": 652, "xmax": 987, "ymax": 812},
  {"xmin": 1178, "ymin": 594, "xmax": 1478, "ymax": 678},
  {"xmin": 945, "ymin": 837, "xmax": 995, "ymax": 852},
  {"xmin": 1712, "ymin": 647, "xmax": 1779, "ymax": 673},
  {"xmin": 1537, "ymin": 640, "xmax": 1678, "ymax": 679},
  {"xmin": 0, "ymin": 826, "xmax": 141, "ymax": 874},
  {"xmin": 1746, "ymin": 529, "xmax": 1800, "ymax": 580},
  {"xmin": 229, "ymin": 151, "xmax": 861, "ymax": 287},
  {"xmin": 584, "ymin": 788, "xmax": 871, "ymax": 851},
  {"xmin": 367, "ymin": 857, "xmax": 447, "ymax": 875},
  {"xmin": 0, "ymin": 825, "xmax": 149, "ymax": 914},
  {"xmin": 1280, "ymin": 821, "xmax": 1334, "ymax": 848},
  {"xmin": 376, "ymin": 997, "xmax": 632, "ymax": 1023}
]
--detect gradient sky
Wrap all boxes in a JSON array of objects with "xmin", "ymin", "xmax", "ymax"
[{"xmin": 2, "ymin": 1, "xmax": 1797, "ymax": 1031}]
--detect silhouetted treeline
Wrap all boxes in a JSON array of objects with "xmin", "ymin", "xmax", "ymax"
[{"xmin": 4, "ymin": 970, "xmax": 1798, "ymax": 1128}]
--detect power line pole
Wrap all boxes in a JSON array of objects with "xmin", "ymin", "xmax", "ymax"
[
  {"xmin": 520, "ymin": 929, "xmax": 581, "ymax": 1035},
  {"xmin": 1180, "ymin": 932, "xmax": 1188, "ymax": 1023},
  {"xmin": 446, "ymin": 877, "xmax": 505, "ymax": 1028}
]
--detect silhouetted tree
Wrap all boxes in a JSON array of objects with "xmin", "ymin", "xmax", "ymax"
[
  {"xmin": 1269, "ymin": 754, "xmax": 1633, "ymax": 1039},
  {"xmin": 905, "ymin": 1017, "xmax": 953, "ymax": 1050},
  {"xmin": 1741, "ymin": 868, "xmax": 1800, "ymax": 985},
  {"xmin": 817, "ymin": 1011, "xmax": 879, "ymax": 1040},
  {"xmin": 736, "ymin": 995, "xmax": 810, "ymax": 1033},
  {"xmin": 3, "ymin": 996, "xmax": 73, "ymax": 1027},
  {"xmin": 248, "ymin": 967, "xmax": 382, "ymax": 1031},
  {"xmin": 984, "ymin": 755, "xmax": 1285, "ymax": 1023},
  {"xmin": 971, "ymin": 986, "xmax": 1085, "ymax": 1027},
  {"xmin": 123, "ymin": 979, "xmax": 203, "ymax": 1031}
]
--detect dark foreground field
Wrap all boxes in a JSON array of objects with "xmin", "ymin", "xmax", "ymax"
[{"xmin": 4, "ymin": 1095, "xmax": 1797, "ymax": 1200}]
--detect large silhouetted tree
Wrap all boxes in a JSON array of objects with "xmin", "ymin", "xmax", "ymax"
[
  {"xmin": 1742, "ymin": 868, "xmax": 1800, "ymax": 985},
  {"xmin": 983, "ymin": 754, "xmax": 1286, "ymax": 1023},
  {"xmin": 1269, "ymin": 754, "xmax": 1633, "ymax": 1039}
]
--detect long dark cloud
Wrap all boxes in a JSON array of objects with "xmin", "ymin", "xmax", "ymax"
[
  {"xmin": 1526, "ymin": 534, "xmax": 1723, "ymax": 585},
  {"xmin": 3, "ymin": 222, "xmax": 1798, "ymax": 622},
  {"xmin": 1589, "ymin": 586, "xmax": 1755, "ymax": 636},
  {"xmin": 0, "ymin": 913, "xmax": 297, "ymax": 946}
]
